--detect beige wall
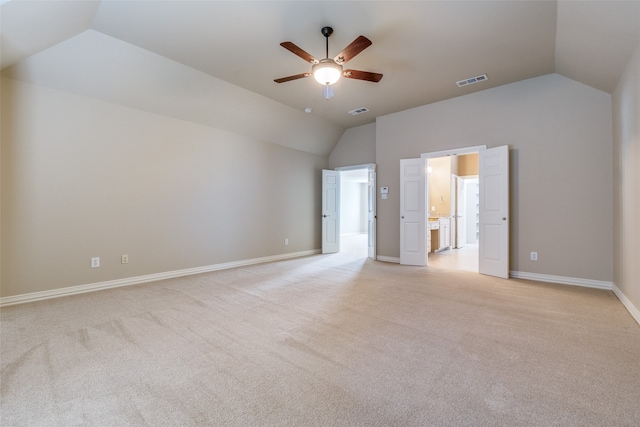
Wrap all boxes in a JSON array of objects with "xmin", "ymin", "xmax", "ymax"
[
  {"xmin": 2, "ymin": 30, "xmax": 344, "ymax": 158},
  {"xmin": 375, "ymin": 74, "xmax": 613, "ymax": 281},
  {"xmin": 458, "ymin": 153, "xmax": 479, "ymax": 176},
  {"xmin": 613, "ymin": 44, "xmax": 640, "ymax": 317},
  {"xmin": 328, "ymin": 123, "xmax": 375, "ymax": 169},
  {"xmin": 1, "ymin": 77, "xmax": 327, "ymax": 298},
  {"xmin": 428, "ymin": 157, "xmax": 452, "ymax": 217}
]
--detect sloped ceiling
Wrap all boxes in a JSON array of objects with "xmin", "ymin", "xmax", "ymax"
[{"xmin": 2, "ymin": 1, "xmax": 639, "ymax": 156}]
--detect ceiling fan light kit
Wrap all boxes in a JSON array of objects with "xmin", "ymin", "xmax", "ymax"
[
  {"xmin": 313, "ymin": 59, "xmax": 343, "ymax": 85},
  {"xmin": 275, "ymin": 26, "xmax": 383, "ymax": 99}
]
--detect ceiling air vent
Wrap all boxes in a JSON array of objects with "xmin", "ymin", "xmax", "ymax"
[
  {"xmin": 349, "ymin": 107, "xmax": 370, "ymax": 115},
  {"xmin": 456, "ymin": 74, "xmax": 488, "ymax": 88}
]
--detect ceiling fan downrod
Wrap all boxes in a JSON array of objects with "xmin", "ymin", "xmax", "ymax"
[{"xmin": 321, "ymin": 26, "xmax": 333, "ymax": 59}]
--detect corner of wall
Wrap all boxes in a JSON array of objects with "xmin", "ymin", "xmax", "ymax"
[{"xmin": 612, "ymin": 42, "xmax": 640, "ymax": 326}]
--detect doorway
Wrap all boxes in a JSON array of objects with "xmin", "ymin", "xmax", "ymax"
[
  {"xmin": 430, "ymin": 175, "xmax": 479, "ymax": 273},
  {"xmin": 322, "ymin": 164, "xmax": 376, "ymax": 259},
  {"xmin": 339, "ymin": 168, "xmax": 369, "ymax": 257},
  {"xmin": 400, "ymin": 145, "xmax": 509, "ymax": 278},
  {"xmin": 427, "ymin": 154, "xmax": 479, "ymax": 272}
]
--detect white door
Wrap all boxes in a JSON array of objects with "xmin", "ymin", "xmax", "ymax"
[
  {"xmin": 367, "ymin": 166, "xmax": 376, "ymax": 260},
  {"xmin": 465, "ymin": 178, "xmax": 479, "ymax": 244},
  {"xmin": 452, "ymin": 175, "xmax": 467, "ymax": 248},
  {"xmin": 478, "ymin": 145, "xmax": 509, "ymax": 278},
  {"xmin": 400, "ymin": 158, "xmax": 426, "ymax": 266},
  {"xmin": 322, "ymin": 169, "xmax": 340, "ymax": 254}
]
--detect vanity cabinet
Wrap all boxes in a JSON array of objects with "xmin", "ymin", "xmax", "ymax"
[
  {"xmin": 428, "ymin": 218, "xmax": 451, "ymax": 253},
  {"xmin": 439, "ymin": 218, "xmax": 451, "ymax": 250},
  {"xmin": 427, "ymin": 220, "xmax": 438, "ymax": 253}
]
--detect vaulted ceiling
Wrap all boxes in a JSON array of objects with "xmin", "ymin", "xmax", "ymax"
[{"xmin": 2, "ymin": 1, "xmax": 639, "ymax": 155}]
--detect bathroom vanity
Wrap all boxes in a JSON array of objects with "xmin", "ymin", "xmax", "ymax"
[{"xmin": 428, "ymin": 217, "xmax": 451, "ymax": 253}]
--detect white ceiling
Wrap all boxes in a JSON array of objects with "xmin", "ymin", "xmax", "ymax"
[{"xmin": 2, "ymin": 1, "xmax": 640, "ymax": 152}]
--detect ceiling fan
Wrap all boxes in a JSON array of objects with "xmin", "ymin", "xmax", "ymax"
[{"xmin": 274, "ymin": 27, "xmax": 383, "ymax": 97}]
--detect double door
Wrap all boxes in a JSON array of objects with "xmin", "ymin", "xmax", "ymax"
[{"xmin": 400, "ymin": 145, "xmax": 509, "ymax": 279}]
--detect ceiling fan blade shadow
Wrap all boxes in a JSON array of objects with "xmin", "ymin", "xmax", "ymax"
[
  {"xmin": 280, "ymin": 42, "xmax": 319, "ymax": 64},
  {"xmin": 334, "ymin": 36, "xmax": 372, "ymax": 64},
  {"xmin": 343, "ymin": 69, "xmax": 383, "ymax": 83},
  {"xmin": 274, "ymin": 73, "xmax": 312, "ymax": 83}
]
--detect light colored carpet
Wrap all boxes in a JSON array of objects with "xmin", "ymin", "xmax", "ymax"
[{"xmin": 2, "ymin": 247, "xmax": 639, "ymax": 426}]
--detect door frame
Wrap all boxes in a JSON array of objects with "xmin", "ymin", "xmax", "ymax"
[
  {"xmin": 421, "ymin": 146, "xmax": 486, "ymax": 267},
  {"xmin": 334, "ymin": 163, "xmax": 377, "ymax": 260}
]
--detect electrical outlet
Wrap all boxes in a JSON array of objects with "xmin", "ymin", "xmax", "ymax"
[
  {"xmin": 121, "ymin": 254, "xmax": 129, "ymax": 264},
  {"xmin": 284, "ymin": 238, "xmax": 289, "ymax": 245},
  {"xmin": 91, "ymin": 257, "xmax": 100, "ymax": 268},
  {"xmin": 531, "ymin": 252, "xmax": 538, "ymax": 261}
]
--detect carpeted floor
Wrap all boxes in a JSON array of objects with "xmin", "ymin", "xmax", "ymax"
[{"xmin": 2, "ymin": 247, "xmax": 639, "ymax": 426}]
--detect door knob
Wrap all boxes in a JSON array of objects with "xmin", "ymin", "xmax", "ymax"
[
  {"xmin": 502, "ymin": 217, "xmax": 506, "ymax": 220},
  {"xmin": 401, "ymin": 216, "xmax": 404, "ymax": 219}
]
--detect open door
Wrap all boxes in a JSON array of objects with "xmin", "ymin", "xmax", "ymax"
[
  {"xmin": 400, "ymin": 158, "xmax": 427, "ymax": 266},
  {"xmin": 451, "ymin": 175, "xmax": 467, "ymax": 249},
  {"xmin": 322, "ymin": 169, "xmax": 340, "ymax": 254},
  {"xmin": 367, "ymin": 165, "xmax": 376, "ymax": 260},
  {"xmin": 478, "ymin": 145, "xmax": 509, "ymax": 278}
]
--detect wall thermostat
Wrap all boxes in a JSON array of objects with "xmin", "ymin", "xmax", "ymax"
[{"xmin": 380, "ymin": 187, "xmax": 389, "ymax": 194}]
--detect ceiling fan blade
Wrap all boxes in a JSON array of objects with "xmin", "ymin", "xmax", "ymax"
[
  {"xmin": 280, "ymin": 42, "xmax": 319, "ymax": 64},
  {"xmin": 274, "ymin": 73, "xmax": 312, "ymax": 83},
  {"xmin": 343, "ymin": 69, "xmax": 383, "ymax": 83},
  {"xmin": 334, "ymin": 36, "xmax": 372, "ymax": 64}
]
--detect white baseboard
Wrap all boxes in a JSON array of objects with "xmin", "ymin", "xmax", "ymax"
[
  {"xmin": 498, "ymin": 272, "xmax": 640, "ymax": 327},
  {"xmin": 6, "ymin": 255, "xmax": 637, "ymax": 328},
  {"xmin": 509, "ymin": 271, "xmax": 613, "ymax": 290},
  {"xmin": 612, "ymin": 284, "xmax": 640, "ymax": 326},
  {"xmin": 0, "ymin": 250, "xmax": 320, "ymax": 307},
  {"xmin": 373, "ymin": 261, "xmax": 616, "ymax": 296}
]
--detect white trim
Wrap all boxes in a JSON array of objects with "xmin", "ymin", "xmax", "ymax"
[
  {"xmin": 335, "ymin": 163, "xmax": 376, "ymax": 172},
  {"xmin": 0, "ymin": 250, "xmax": 320, "ymax": 307},
  {"xmin": 509, "ymin": 271, "xmax": 613, "ymax": 290},
  {"xmin": 376, "ymin": 256, "xmax": 400, "ymax": 263},
  {"xmin": 612, "ymin": 284, "xmax": 640, "ymax": 326},
  {"xmin": 420, "ymin": 145, "xmax": 487, "ymax": 160}
]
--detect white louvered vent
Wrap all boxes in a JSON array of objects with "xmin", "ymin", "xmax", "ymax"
[
  {"xmin": 348, "ymin": 107, "xmax": 370, "ymax": 115},
  {"xmin": 456, "ymin": 74, "xmax": 488, "ymax": 88}
]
